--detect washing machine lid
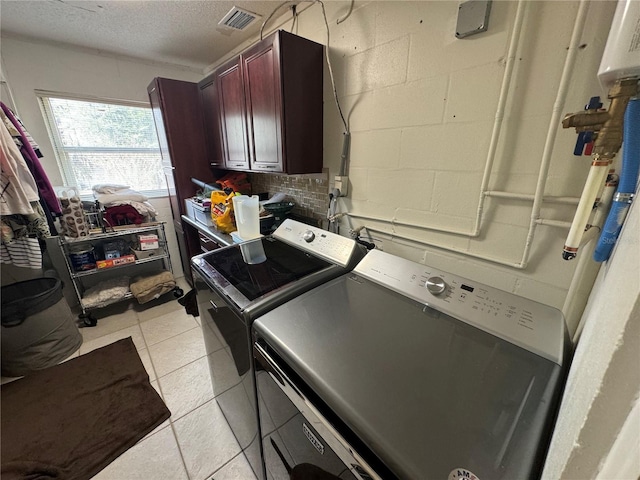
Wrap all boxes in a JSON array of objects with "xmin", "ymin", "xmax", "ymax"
[{"xmin": 253, "ymin": 253, "xmax": 569, "ymax": 480}]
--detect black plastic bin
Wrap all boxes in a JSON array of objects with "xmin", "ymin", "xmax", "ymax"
[{"xmin": 1, "ymin": 277, "xmax": 83, "ymax": 377}]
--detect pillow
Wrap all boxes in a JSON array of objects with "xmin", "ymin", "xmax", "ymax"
[
  {"xmin": 95, "ymin": 190, "xmax": 148, "ymax": 204},
  {"xmin": 92, "ymin": 184, "xmax": 131, "ymax": 194}
]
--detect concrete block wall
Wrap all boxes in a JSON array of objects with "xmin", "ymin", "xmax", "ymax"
[{"xmin": 213, "ymin": 1, "xmax": 617, "ymax": 319}]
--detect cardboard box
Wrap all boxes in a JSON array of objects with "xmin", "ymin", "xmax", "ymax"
[
  {"xmin": 131, "ymin": 248, "xmax": 161, "ymax": 260},
  {"xmin": 138, "ymin": 234, "xmax": 159, "ymax": 250},
  {"xmin": 96, "ymin": 254, "xmax": 136, "ymax": 269}
]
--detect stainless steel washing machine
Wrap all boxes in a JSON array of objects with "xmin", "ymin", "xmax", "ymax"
[
  {"xmin": 191, "ymin": 219, "xmax": 366, "ymax": 479},
  {"xmin": 253, "ymin": 249, "xmax": 570, "ymax": 480}
]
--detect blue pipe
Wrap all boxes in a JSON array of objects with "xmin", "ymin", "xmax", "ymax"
[{"xmin": 594, "ymin": 98, "xmax": 640, "ymax": 262}]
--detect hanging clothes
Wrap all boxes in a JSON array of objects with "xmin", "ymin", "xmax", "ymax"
[
  {"xmin": 0, "ymin": 119, "xmax": 39, "ymax": 216},
  {"xmin": 0, "ymin": 102, "xmax": 61, "ymax": 216},
  {"xmin": 1, "ymin": 121, "xmax": 47, "ymax": 270},
  {"xmin": 1, "ymin": 201, "xmax": 51, "ymax": 243},
  {"xmin": 0, "ymin": 237, "xmax": 42, "ymax": 269},
  {"xmin": 13, "ymin": 114, "xmax": 44, "ymax": 158}
]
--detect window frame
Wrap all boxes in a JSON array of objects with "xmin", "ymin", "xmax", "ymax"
[{"xmin": 36, "ymin": 90, "xmax": 167, "ymax": 199}]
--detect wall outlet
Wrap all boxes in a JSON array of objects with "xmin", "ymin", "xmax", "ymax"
[{"xmin": 334, "ymin": 175, "xmax": 348, "ymax": 197}]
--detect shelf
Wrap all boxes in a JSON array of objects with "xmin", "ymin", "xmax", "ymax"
[
  {"xmin": 80, "ymin": 292, "xmax": 134, "ymax": 312},
  {"xmin": 59, "ymin": 221, "xmax": 173, "ymax": 319},
  {"xmin": 60, "ymin": 222, "xmax": 164, "ymax": 244},
  {"xmin": 70, "ymin": 253, "xmax": 169, "ymax": 278}
]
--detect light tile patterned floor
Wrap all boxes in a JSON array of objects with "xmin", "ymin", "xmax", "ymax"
[
  {"xmin": 91, "ymin": 277, "xmax": 258, "ymax": 480},
  {"xmin": 4, "ymin": 276, "xmax": 258, "ymax": 480}
]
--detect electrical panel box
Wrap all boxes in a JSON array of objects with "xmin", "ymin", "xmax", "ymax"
[{"xmin": 456, "ymin": 0, "xmax": 492, "ymax": 38}]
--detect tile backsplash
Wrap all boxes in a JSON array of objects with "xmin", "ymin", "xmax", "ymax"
[{"xmin": 249, "ymin": 172, "xmax": 329, "ymax": 225}]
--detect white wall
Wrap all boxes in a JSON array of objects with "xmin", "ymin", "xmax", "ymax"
[
  {"xmin": 1, "ymin": 37, "xmax": 203, "ymax": 278},
  {"xmin": 542, "ymin": 200, "xmax": 640, "ymax": 480}
]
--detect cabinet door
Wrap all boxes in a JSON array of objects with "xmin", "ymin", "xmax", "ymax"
[
  {"xmin": 149, "ymin": 82, "xmax": 180, "ymax": 223},
  {"xmin": 242, "ymin": 34, "xmax": 284, "ymax": 173},
  {"xmin": 200, "ymin": 77, "xmax": 225, "ymax": 169},
  {"xmin": 147, "ymin": 78, "xmax": 212, "ymax": 221},
  {"xmin": 163, "ymin": 167, "xmax": 181, "ymax": 225},
  {"xmin": 148, "ymin": 83, "xmax": 173, "ymax": 171},
  {"xmin": 216, "ymin": 58, "xmax": 250, "ymax": 170}
]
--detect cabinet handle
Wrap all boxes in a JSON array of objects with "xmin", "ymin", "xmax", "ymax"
[{"xmin": 209, "ymin": 300, "xmax": 218, "ymax": 312}]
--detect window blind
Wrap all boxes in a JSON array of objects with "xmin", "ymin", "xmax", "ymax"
[{"xmin": 38, "ymin": 94, "xmax": 166, "ymax": 197}]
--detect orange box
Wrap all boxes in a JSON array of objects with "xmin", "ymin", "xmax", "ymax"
[{"xmin": 96, "ymin": 254, "xmax": 136, "ymax": 269}]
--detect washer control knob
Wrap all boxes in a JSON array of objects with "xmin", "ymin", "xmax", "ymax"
[
  {"xmin": 303, "ymin": 230, "xmax": 315, "ymax": 243},
  {"xmin": 426, "ymin": 276, "xmax": 447, "ymax": 295}
]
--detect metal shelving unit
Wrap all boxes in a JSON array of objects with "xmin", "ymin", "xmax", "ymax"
[{"xmin": 58, "ymin": 222, "xmax": 182, "ymax": 326}]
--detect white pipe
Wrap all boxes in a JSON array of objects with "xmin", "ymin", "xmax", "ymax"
[
  {"xmin": 536, "ymin": 219, "xmax": 573, "ymax": 229},
  {"xmin": 473, "ymin": 0, "xmax": 529, "ymax": 236},
  {"xmin": 350, "ymin": 211, "xmax": 572, "ymax": 231},
  {"xmin": 565, "ymin": 235, "xmax": 601, "ymax": 342},
  {"xmin": 579, "ymin": 225, "xmax": 601, "ymax": 246},
  {"xmin": 364, "ymin": 225, "xmax": 526, "ymax": 269},
  {"xmin": 484, "ymin": 191, "xmax": 580, "ymax": 205},
  {"xmin": 519, "ymin": 0, "xmax": 591, "ymax": 268},
  {"xmin": 562, "ymin": 172, "xmax": 616, "ymax": 338},
  {"xmin": 562, "ymin": 161, "xmax": 609, "ymax": 259},
  {"xmin": 347, "ymin": 212, "xmax": 476, "ymax": 237}
]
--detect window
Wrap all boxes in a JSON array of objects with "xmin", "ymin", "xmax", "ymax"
[{"xmin": 38, "ymin": 93, "xmax": 165, "ymax": 197}]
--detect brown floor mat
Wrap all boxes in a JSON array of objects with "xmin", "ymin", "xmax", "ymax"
[{"xmin": 1, "ymin": 337, "xmax": 170, "ymax": 480}]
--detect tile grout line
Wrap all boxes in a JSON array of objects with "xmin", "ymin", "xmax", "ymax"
[
  {"xmin": 137, "ymin": 307, "xmax": 193, "ymax": 480},
  {"xmin": 142, "ymin": 322, "xmax": 200, "ymax": 349}
]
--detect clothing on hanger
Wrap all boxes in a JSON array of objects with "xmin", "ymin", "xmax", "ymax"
[
  {"xmin": 0, "ymin": 102, "xmax": 61, "ymax": 215},
  {"xmin": 1, "ymin": 120, "xmax": 48, "ymax": 269},
  {"xmin": 0, "ymin": 118, "xmax": 39, "ymax": 216}
]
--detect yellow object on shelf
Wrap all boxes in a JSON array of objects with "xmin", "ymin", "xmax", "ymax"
[{"xmin": 210, "ymin": 191, "xmax": 238, "ymax": 233}]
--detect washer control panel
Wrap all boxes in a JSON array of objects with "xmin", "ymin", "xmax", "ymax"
[
  {"xmin": 273, "ymin": 219, "xmax": 358, "ymax": 267},
  {"xmin": 426, "ymin": 276, "xmax": 447, "ymax": 295},
  {"xmin": 354, "ymin": 249, "xmax": 565, "ymax": 365}
]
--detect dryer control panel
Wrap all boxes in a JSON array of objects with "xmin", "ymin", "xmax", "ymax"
[
  {"xmin": 354, "ymin": 249, "xmax": 566, "ymax": 365},
  {"xmin": 273, "ymin": 219, "xmax": 359, "ymax": 267}
]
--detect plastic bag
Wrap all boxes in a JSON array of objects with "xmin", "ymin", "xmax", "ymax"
[{"xmin": 210, "ymin": 191, "xmax": 237, "ymax": 233}]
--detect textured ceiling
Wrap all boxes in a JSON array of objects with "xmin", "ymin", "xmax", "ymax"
[{"xmin": 0, "ymin": 0, "xmax": 293, "ymax": 71}]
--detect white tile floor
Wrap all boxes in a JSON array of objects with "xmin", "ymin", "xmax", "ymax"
[{"xmin": 4, "ymin": 277, "xmax": 258, "ymax": 480}]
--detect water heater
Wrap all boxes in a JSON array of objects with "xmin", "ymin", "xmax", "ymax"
[{"xmin": 598, "ymin": 0, "xmax": 640, "ymax": 88}]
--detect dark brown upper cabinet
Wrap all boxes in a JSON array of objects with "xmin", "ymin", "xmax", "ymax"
[
  {"xmin": 200, "ymin": 30, "xmax": 323, "ymax": 175},
  {"xmin": 199, "ymin": 75, "xmax": 225, "ymax": 169},
  {"xmin": 213, "ymin": 57, "xmax": 250, "ymax": 170}
]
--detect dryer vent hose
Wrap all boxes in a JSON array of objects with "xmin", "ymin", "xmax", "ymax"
[{"xmin": 594, "ymin": 97, "xmax": 640, "ymax": 262}]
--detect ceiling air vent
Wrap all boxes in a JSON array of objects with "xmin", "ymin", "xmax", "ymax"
[{"xmin": 218, "ymin": 6, "xmax": 260, "ymax": 31}]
